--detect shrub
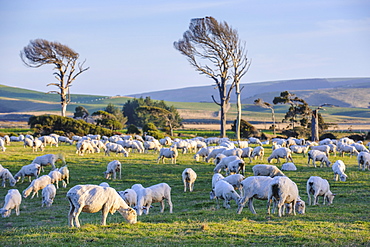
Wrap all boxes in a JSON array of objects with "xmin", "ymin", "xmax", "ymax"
[
  {"xmin": 320, "ymin": 133, "xmax": 337, "ymax": 140},
  {"xmin": 231, "ymin": 119, "xmax": 259, "ymax": 138},
  {"xmin": 127, "ymin": 124, "xmax": 141, "ymax": 135}
]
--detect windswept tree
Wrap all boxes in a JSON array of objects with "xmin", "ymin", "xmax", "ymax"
[
  {"xmin": 254, "ymin": 98, "xmax": 276, "ymax": 135},
  {"xmin": 20, "ymin": 39, "xmax": 89, "ymax": 117},
  {"xmin": 174, "ymin": 16, "xmax": 249, "ymax": 138},
  {"xmin": 91, "ymin": 110, "xmax": 123, "ymax": 130},
  {"xmin": 311, "ymin": 104, "xmax": 332, "ymax": 141}
]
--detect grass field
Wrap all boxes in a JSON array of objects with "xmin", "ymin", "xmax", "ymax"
[{"xmin": 0, "ymin": 140, "xmax": 369, "ymax": 246}]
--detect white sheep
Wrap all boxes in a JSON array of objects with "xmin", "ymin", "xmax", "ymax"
[
  {"xmin": 0, "ymin": 189, "xmax": 21, "ymax": 217},
  {"xmin": 332, "ymin": 160, "xmax": 348, "ymax": 182},
  {"xmin": 182, "ymin": 168, "xmax": 197, "ymax": 192},
  {"xmin": 222, "ymin": 174, "xmax": 244, "ymax": 195},
  {"xmin": 237, "ymin": 140, "xmax": 249, "ymax": 149},
  {"xmin": 319, "ymin": 138, "xmax": 333, "ymax": 145},
  {"xmin": 210, "ymin": 180, "xmax": 240, "ymax": 209},
  {"xmin": 205, "ymin": 137, "xmax": 220, "ymax": 145},
  {"xmin": 252, "ymin": 164, "xmax": 285, "ymax": 177},
  {"xmin": 306, "ymin": 176, "xmax": 335, "ymax": 205},
  {"xmin": 0, "ymin": 138, "xmax": 6, "ymax": 152},
  {"xmin": 32, "ymin": 139, "xmax": 45, "ymax": 152},
  {"xmin": 76, "ymin": 140, "xmax": 98, "ymax": 155},
  {"xmin": 267, "ymin": 176, "xmax": 301, "ymax": 217},
  {"xmin": 67, "ymin": 184, "xmax": 137, "ymax": 227},
  {"xmin": 135, "ymin": 183, "xmax": 173, "ymax": 216},
  {"xmin": 248, "ymin": 137, "xmax": 262, "ymax": 146},
  {"xmin": 22, "ymin": 175, "xmax": 52, "ymax": 199},
  {"xmin": 251, "ymin": 146, "xmax": 264, "ymax": 160},
  {"xmin": 241, "ymin": 147, "xmax": 253, "ymax": 163},
  {"xmin": 290, "ymin": 145, "xmax": 310, "ymax": 157},
  {"xmin": 48, "ymin": 169, "xmax": 65, "ymax": 189},
  {"xmin": 104, "ymin": 160, "xmax": 122, "ymax": 180},
  {"xmin": 39, "ymin": 135, "xmax": 58, "ymax": 147},
  {"xmin": 59, "ymin": 165, "xmax": 69, "ymax": 187},
  {"xmin": 338, "ymin": 143, "xmax": 359, "ymax": 157},
  {"xmin": 156, "ymin": 146, "xmax": 178, "ymax": 164},
  {"xmin": 143, "ymin": 140, "xmax": 162, "ymax": 153},
  {"xmin": 310, "ymin": 145, "xmax": 331, "ymax": 156},
  {"xmin": 221, "ymin": 148, "xmax": 243, "ymax": 158},
  {"xmin": 267, "ymin": 147, "xmax": 293, "ymax": 164},
  {"xmin": 41, "ymin": 184, "xmax": 56, "ymax": 207},
  {"xmin": 118, "ymin": 189, "xmax": 137, "ymax": 207},
  {"xmin": 357, "ymin": 151, "xmax": 370, "ymax": 171},
  {"xmin": 351, "ymin": 143, "xmax": 369, "ymax": 153},
  {"xmin": 226, "ymin": 159, "xmax": 246, "ymax": 176},
  {"xmin": 58, "ymin": 136, "xmax": 73, "ymax": 145},
  {"xmin": 23, "ymin": 137, "xmax": 34, "ymax": 148},
  {"xmin": 14, "ymin": 163, "xmax": 41, "ymax": 183},
  {"xmin": 281, "ymin": 162, "xmax": 297, "ymax": 171},
  {"xmin": 213, "ymin": 155, "xmax": 241, "ymax": 174},
  {"xmin": 211, "ymin": 173, "xmax": 225, "ymax": 189},
  {"xmin": 32, "ymin": 153, "xmax": 65, "ymax": 171},
  {"xmin": 237, "ymin": 176, "xmax": 273, "ymax": 214},
  {"xmin": 159, "ymin": 136, "xmax": 173, "ymax": 146},
  {"xmin": 193, "ymin": 147, "xmax": 209, "ymax": 162},
  {"xmin": 307, "ymin": 150, "xmax": 331, "ymax": 168},
  {"xmin": 0, "ymin": 167, "xmax": 16, "ymax": 187},
  {"xmin": 284, "ymin": 197, "xmax": 306, "ymax": 216},
  {"xmin": 105, "ymin": 143, "xmax": 129, "ymax": 157},
  {"xmin": 205, "ymin": 147, "xmax": 228, "ymax": 163}
]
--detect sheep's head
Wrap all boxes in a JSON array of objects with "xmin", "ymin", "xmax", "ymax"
[
  {"xmin": 0, "ymin": 208, "xmax": 10, "ymax": 218},
  {"xmin": 340, "ymin": 174, "xmax": 348, "ymax": 182},
  {"xmin": 119, "ymin": 207, "xmax": 137, "ymax": 224},
  {"xmin": 209, "ymin": 190, "xmax": 216, "ymax": 200},
  {"xmin": 295, "ymin": 200, "xmax": 306, "ymax": 214},
  {"xmin": 326, "ymin": 193, "xmax": 336, "ymax": 205}
]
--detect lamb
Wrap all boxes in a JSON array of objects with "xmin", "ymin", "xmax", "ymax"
[
  {"xmin": 267, "ymin": 176, "xmax": 301, "ymax": 217},
  {"xmin": 306, "ymin": 176, "xmax": 335, "ymax": 205},
  {"xmin": 23, "ymin": 137, "xmax": 34, "ymax": 148},
  {"xmin": 332, "ymin": 160, "xmax": 348, "ymax": 182},
  {"xmin": 193, "ymin": 147, "xmax": 209, "ymax": 162},
  {"xmin": 48, "ymin": 169, "xmax": 65, "ymax": 189},
  {"xmin": 284, "ymin": 197, "xmax": 306, "ymax": 215},
  {"xmin": 0, "ymin": 168, "xmax": 16, "ymax": 187},
  {"xmin": 32, "ymin": 139, "xmax": 45, "ymax": 152},
  {"xmin": 105, "ymin": 142, "xmax": 129, "ymax": 157},
  {"xmin": 41, "ymin": 184, "xmax": 56, "ymax": 207},
  {"xmin": 338, "ymin": 143, "xmax": 359, "ymax": 157},
  {"xmin": 118, "ymin": 189, "xmax": 137, "ymax": 207},
  {"xmin": 32, "ymin": 153, "xmax": 66, "ymax": 171},
  {"xmin": 67, "ymin": 184, "xmax": 137, "ymax": 227},
  {"xmin": 39, "ymin": 135, "xmax": 58, "ymax": 147},
  {"xmin": 252, "ymin": 164, "xmax": 285, "ymax": 177},
  {"xmin": 357, "ymin": 151, "xmax": 370, "ymax": 171},
  {"xmin": 156, "ymin": 146, "xmax": 178, "ymax": 164},
  {"xmin": 22, "ymin": 175, "xmax": 52, "ymax": 199},
  {"xmin": 241, "ymin": 147, "xmax": 253, "ymax": 163},
  {"xmin": 307, "ymin": 150, "xmax": 331, "ymax": 168},
  {"xmin": 310, "ymin": 145, "xmax": 330, "ymax": 156},
  {"xmin": 0, "ymin": 189, "xmax": 21, "ymax": 217},
  {"xmin": 213, "ymin": 155, "xmax": 240, "ymax": 174},
  {"xmin": 251, "ymin": 146, "xmax": 264, "ymax": 160},
  {"xmin": 182, "ymin": 168, "xmax": 197, "ymax": 192},
  {"xmin": 135, "ymin": 183, "xmax": 173, "ymax": 216},
  {"xmin": 205, "ymin": 147, "xmax": 228, "ymax": 163},
  {"xmin": 211, "ymin": 173, "xmax": 225, "ymax": 189},
  {"xmin": 267, "ymin": 147, "xmax": 293, "ymax": 164},
  {"xmin": 237, "ymin": 176, "xmax": 273, "ymax": 214},
  {"xmin": 290, "ymin": 145, "xmax": 310, "ymax": 157},
  {"xmin": 222, "ymin": 174, "xmax": 244, "ymax": 194},
  {"xmin": 210, "ymin": 180, "xmax": 240, "ymax": 209},
  {"xmin": 281, "ymin": 162, "xmax": 297, "ymax": 171},
  {"xmin": 14, "ymin": 163, "xmax": 41, "ymax": 183},
  {"xmin": 59, "ymin": 165, "xmax": 70, "ymax": 186},
  {"xmin": 226, "ymin": 159, "xmax": 245, "ymax": 176},
  {"xmin": 104, "ymin": 160, "xmax": 122, "ymax": 180}
]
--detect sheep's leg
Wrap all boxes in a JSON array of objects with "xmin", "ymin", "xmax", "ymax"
[
  {"xmin": 292, "ymin": 200, "xmax": 296, "ymax": 215},
  {"xmin": 248, "ymin": 198, "xmax": 257, "ymax": 214},
  {"xmin": 190, "ymin": 182, "xmax": 194, "ymax": 192},
  {"xmin": 101, "ymin": 206, "xmax": 109, "ymax": 225},
  {"xmin": 267, "ymin": 198, "xmax": 272, "ymax": 215},
  {"xmin": 62, "ymin": 180, "xmax": 67, "ymax": 188},
  {"xmin": 16, "ymin": 204, "xmax": 20, "ymax": 216},
  {"xmin": 183, "ymin": 180, "xmax": 187, "ymax": 192},
  {"xmin": 160, "ymin": 200, "xmax": 165, "ymax": 213}
]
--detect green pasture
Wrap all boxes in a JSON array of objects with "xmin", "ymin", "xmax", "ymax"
[{"xmin": 0, "ymin": 141, "xmax": 369, "ymax": 246}]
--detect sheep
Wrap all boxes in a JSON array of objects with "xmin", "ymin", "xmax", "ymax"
[
  {"xmin": 0, "ymin": 138, "xmax": 6, "ymax": 152},
  {"xmin": 205, "ymin": 147, "xmax": 228, "ymax": 163},
  {"xmin": 76, "ymin": 140, "xmax": 98, "ymax": 155},
  {"xmin": 319, "ymin": 138, "xmax": 333, "ymax": 145},
  {"xmin": 281, "ymin": 162, "xmax": 297, "ymax": 171},
  {"xmin": 182, "ymin": 168, "xmax": 197, "ymax": 192},
  {"xmin": 284, "ymin": 197, "xmax": 306, "ymax": 215},
  {"xmin": 23, "ymin": 137, "xmax": 34, "ymax": 148},
  {"xmin": 48, "ymin": 169, "xmax": 65, "ymax": 189},
  {"xmin": 307, "ymin": 150, "xmax": 331, "ymax": 168},
  {"xmin": 118, "ymin": 189, "xmax": 137, "ymax": 207},
  {"xmin": 32, "ymin": 139, "xmax": 45, "ymax": 152},
  {"xmin": 59, "ymin": 165, "xmax": 69, "ymax": 187},
  {"xmin": 3, "ymin": 135, "xmax": 10, "ymax": 145},
  {"xmin": 290, "ymin": 145, "xmax": 310, "ymax": 157},
  {"xmin": 338, "ymin": 143, "xmax": 359, "ymax": 157},
  {"xmin": 135, "ymin": 183, "xmax": 173, "ymax": 216},
  {"xmin": 41, "ymin": 184, "xmax": 56, "ymax": 207},
  {"xmin": 39, "ymin": 135, "xmax": 58, "ymax": 147},
  {"xmin": 252, "ymin": 164, "xmax": 285, "ymax": 177},
  {"xmin": 306, "ymin": 176, "xmax": 335, "ymax": 205},
  {"xmin": 248, "ymin": 137, "xmax": 262, "ymax": 146},
  {"xmin": 0, "ymin": 189, "xmax": 21, "ymax": 217},
  {"xmin": 357, "ymin": 151, "xmax": 370, "ymax": 171},
  {"xmin": 210, "ymin": 180, "xmax": 240, "ymax": 209},
  {"xmin": 91, "ymin": 140, "xmax": 107, "ymax": 153},
  {"xmin": 310, "ymin": 145, "xmax": 331, "ymax": 157},
  {"xmin": 159, "ymin": 136, "xmax": 173, "ymax": 146},
  {"xmin": 272, "ymin": 142, "xmax": 282, "ymax": 151},
  {"xmin": 267, "ymin": 147, "xmax": 293, "ymax": 164},
  {"xmin": 205, "ymin": 137, "xmax": 220, "ymax": 145},
  {"xmin": 22, "ymin": 175, "xmax": 52, "ymax": 199},
  {"xmin": 332, "ymin": 160, "xmax": 348, "ymax": 182},
  {"xmin": 67, "ymin": 184, "xmax": 137, "ymax": 227},
  {"xmin": 58, "ymin": 136, "xmax": 73, "ymax": 145},
  {"xmin": 237, "ymin": 176, "xmax": 273, "ymax": 214},
  {"xmin": 222, "ymin": 174, "xmax": 244, "ymax": 194},
  {"xmin": 105, "ymin": 143, "xmax": 129, "ymax": 157},
  {"xmin": 351, "ymin": 143, "xmax": 369, "ymax": 153},
  {"xmin": 226, "ymin": 159, "xmax": 246, "ymax": 176},
  {"xmin": 211, "ymin": 173, "xmax": 225, "ymax": 189},
  {"xmin": 193, "ymin": 147, "xmax": 209, "ymax": 162},
  {"xmin": 0, "ymin": 168, "xmax": 16, "ymax": 187},
  {"xmin": 241, "ymin": 147, "xmax": 253, "ymax": 163},
  {"xmin": 267, "ymin": 176, "xmax": 301, "ymax": 217},
  {"xmin": 250, "ymin": 146, "xmax": 264, "ymax": 160},
  {"xmin": 213, "ymin": 155, "xmax": 241, "ymax": 174},
  {"xmin": 10, "ymin": 134, "xmax": 24, "ymax": 142},
  {"xmin": 143, "ymin": 141, "xmax": 162, "ymax": 153},
  {"xmin": 14, "ymin": 163, "xmax": 41, "ymax": 183},
  {"xmin": 32, "ymin": 153, "xmax": 66, "ymax": 171},
  {"xmin": 327, "ymin": 143, "xmax": 338, "ymax": 156},
  {"xmin": 237, "ymin": 140, "xmax": 249, "ymax": 149},
  {"xmin": 104, "ymin": 160, "xmax": 122, "ymax": 180},
  {"xmin": 156, "ymin": 146, "xmax": 178, "ymax": 164}
]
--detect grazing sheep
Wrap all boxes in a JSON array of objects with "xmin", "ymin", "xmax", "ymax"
[
  {"xmin": 159, "ymin": 136, "xmax": 173, "ymax": 146},
  {"xmin": 338, "ymin": 144, "xmax": 359, "ymax": 157},
  {"xmin": 76, "ymin": 140, "xmax": 98, "ymax": 155},
  {"xmin": 0, "ymin": 189, "xmax": 21, "ymax": 217},
  {"xmin": 307, "ymin": 150, "xmax": 331, "ymax": 168},
  {"xmin": 32, "ymin": 139, "xmax": 45, "ymax": 152},
  {"xmin": 136, "ymin": 183, "xmax": 173, "ymax": 216},
  {"xmin": 310, "ymin": 145, "xmax": 330, "ymax": 156},
  {"xmin": 105, "ymin": 143, "xmax": 129, "ymax": 157},
  {"xmin": 193, "ymin": 147, "xmax": 209, "ymax": 162},
  {"xmin": 58, "ymin": 136, "xmax": 73, "ymax": 145},
  {"xmin": 0, "ymin": 138, "xmax": 6, "ymax": 152},
  {"xmin": 248, "ymin": 137, "xmax": 262, "ymax": 146},
  {"xmin": 205, "ymin": 137, "xmax": 220, "ymax": 145},
  {"xmin": 213, "ymin": 155, "xmax": 241, "ymax": 174},
  {"xmin": 226, "ymin": 159, "xmax": 246, "ymax": 176},
  {"xmin": 210, "ymin": 180, "xmax": 240, "ymax": 209},
  {"xmin": 104, "ymin": 160, "xmax": 122, "ymax": 180},
  {"xmin": 290, "ymin": 145, "xmax": 310, "ymax": 157},
  {"xmin": 351, "ymin": 142, "xmax": 369, "ymax": 153},
  {"xmin": 332, "ymin": 160, "xmax": 348, "ymax": 182},
  {"xmin": 267, "ymin": 176, "xmax": 301, "ymax": 217},
  {"xmin": 284, "ymin": 197, "xmax": 306, "ymax": 215},
  {"xmin": 41, "ymin": 184, "xmax": 56, "ymax": 207},
  {"xmin": 39, "ymin": 136, "xmax": 58, "ymax": 147},
  {"xmin": 252, "ymin": 164, "xmax": 285, "ymax": 177},
  {"xmin": 48, "ymin": 169, "xmax": 64, "ymax": 189},
  {"xmin": 118, "ymin": 189, "xmax": 137, "ymax": 207},
  {"xmin": 0, "ymin": 167, "xmax": 16, "ymax": 187},
  {"xmin": 10, "ymin": 135, "xmax": 25, "ymax": 142},
  {"xmin": 221, "ymin": 148, "xmax": 243, "ymax": 158},
  {"xmin": 237, "ymin": 176, "xmax": 273, "ymax": 214},
  {"xmin": 23, "ymin": 137, "xmax": 34, "ymax": 148},
  {"xmin": 67, "ymin": 184, "xmax": 137, "ymax": 227},
  {"xmin": 22, "ymin": 175, "xmax": 52, "ymax": 199},
  {"xmin": 281, "ymin": 162, "xmax": 297, "ymax": 171},
  {"xmin": 241, "ymin": 147, "xmax": 253, "ymax": 163},
  {"xmin": 251, "ymin": 146, "xmax": 264, "ymax": 160},
  {"xmin": 205, "ymin": 147, "xmax": 228, "ymax": 163},
  {"xmin": 306, "ymin": 176, "xmax": 335, "ymax": 205},
  {"xmin": 32, "ymin": 153, "xmax": 66, "ymax": 171},
  {"xmin": 14, "ymin": 163, "xmax": 41, "ymax": 183},
  {"xmin": 267, "ymin": 147, "xmax": 293, "ymax": 164},
  {"xmin": 59, "ymin": 165, "xmax": 69, "ymax": 187},
  {"xmin": 182, "ymin": 168, "xmax": 197, "ymax": 192},
  {"xmin": 357, "ymin": 151, "xmax": 370, "ymax": 171},
  {"xmin": 143, "ymin": 141, "xmax": 162, "ymax": 153},
  {"xmin": 222, "ymin": 174, "xmax": 244, "ymax": 195},
  {"xmin": 156, "ymin": 146, "xmax": 178, "ymax": 164},
  {"xmin": 211, "ymin": 173, "xmax": 225, "ymax": 189},
  {"xmin": 319, "ymin": 138, "xmax": 333, "ymax": 145}
]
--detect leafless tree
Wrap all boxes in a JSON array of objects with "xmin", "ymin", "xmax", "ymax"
[
  {"xmin": 254, "ymin": 98, "xmax": 276, "ymax": 135},
  {"xmin": 20, "ymin": 39, "xmax": 89, "ymax": 117},
  {"xmin": 174, "ymin": 16, "xmax": 249, "ymax": 138}
]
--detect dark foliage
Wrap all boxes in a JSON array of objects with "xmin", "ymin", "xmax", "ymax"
[{"xmin": 231, "ymin": 119, "xmax": 259, "ymax": 138}]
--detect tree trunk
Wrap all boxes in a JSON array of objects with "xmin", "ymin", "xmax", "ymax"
[
  {"xmin": 311, "ymin": 110, "xmax": 319, "ymax": 142},
  {"xmin": 271, "ymin": 108, "xmax": 276, "ymax": 136},
  {"xmin": 60, "ymin": 88, "xmax": 67, "ymax": 117},
  {"xmin": 235, "ymin": 83, "xmax": 241, "ymax": 141},
  {"xmin": 220, "ymin": 102, "xmax": 227, "ymax": 138}
]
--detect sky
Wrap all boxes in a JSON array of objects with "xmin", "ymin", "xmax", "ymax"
[{"xmin": 0, "ymin": 0, "xmax": 369, "ymax": 96}]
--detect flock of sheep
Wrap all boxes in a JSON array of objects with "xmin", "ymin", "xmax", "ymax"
[{"xmin": 0, "ymin": 133, "xmax": 369, "ymax": 227}]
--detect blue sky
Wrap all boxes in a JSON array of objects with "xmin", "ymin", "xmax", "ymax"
[{"xmin": 0, "ymin": 0, "xmax": 369, "ymax": 96}]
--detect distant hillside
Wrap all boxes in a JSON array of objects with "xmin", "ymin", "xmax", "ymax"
[{"xmin": 129, "ymin": 78, "xmax": 370, "ymax": 108}]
